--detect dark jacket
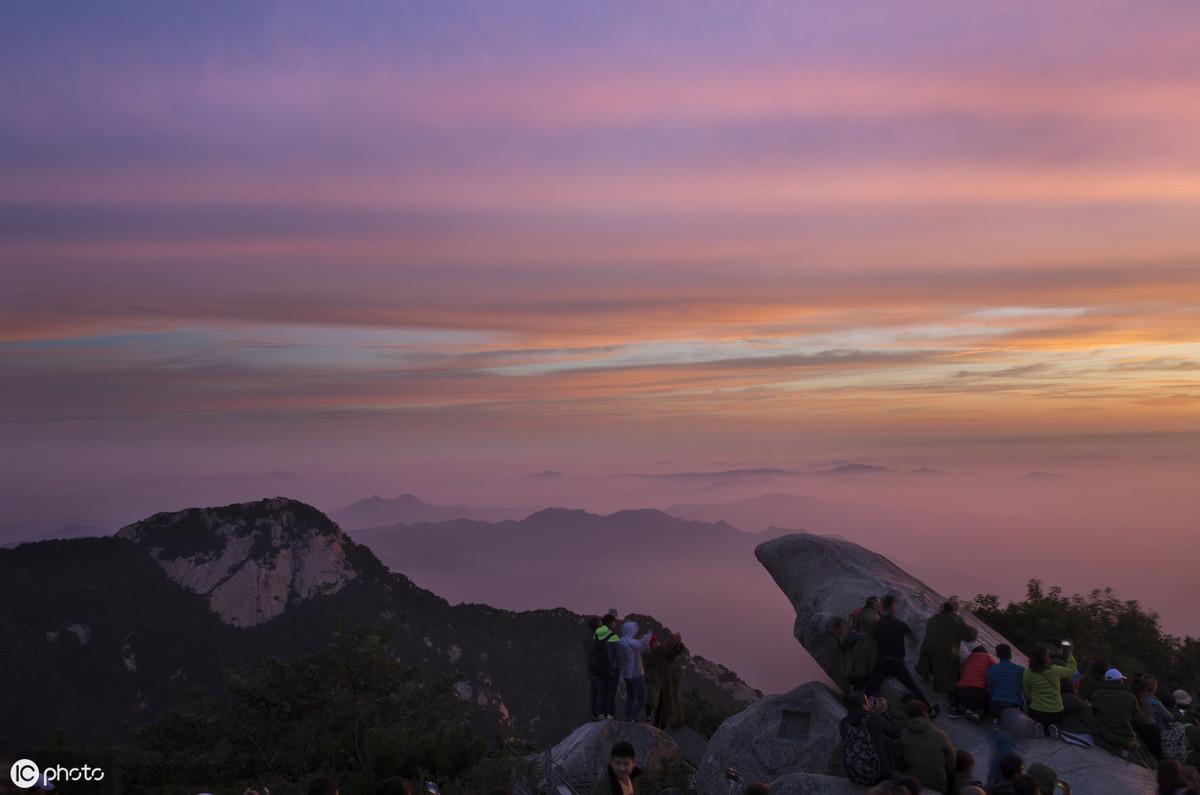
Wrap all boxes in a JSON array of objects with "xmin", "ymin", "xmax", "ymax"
[
  {"xmin": 898, "ymin": 716, "xmax": 955, "ymax": 794},
  {"xmin": 874, "ymin": 612, "xmax": 916, "ymax": 660},
  {"xmin": 1060, "ymin": 690, "xmax": 1101, "ymax": 735},
  {"xmin": 918, "ymin": 611, "xmax": 978, "ymax": 694},
  {"xmin": 1091, "ymin": 682, "xmax": 1144, "ymax": 747},
  {"xmin": 849, "ymin": 606, "xmax": 881, "ymax": 680},
  {"xmin": 589, "ymin": 766, "xmax": 640, "ymax": 795}
]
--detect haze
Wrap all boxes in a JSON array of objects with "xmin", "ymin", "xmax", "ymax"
[{"xmin": 2, "ymin": 2, "xmax": 1198, "ymax": 689}]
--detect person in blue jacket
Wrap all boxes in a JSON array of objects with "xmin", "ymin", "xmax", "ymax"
[{"xmin": 986, "ymin": 644, "xmax": 1026, "ymax": 717}]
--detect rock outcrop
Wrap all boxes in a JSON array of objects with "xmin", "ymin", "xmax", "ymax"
[
  {"xmin": 755, "ymin": 532, "xmax": 1027, "ymax": 682},
  {"xmin": 117, "ymin": 498, "xmax": 361, "ymax": 626},
  {"xmin": 696, "ymin": 532, "xmax": 1157, "ymax": 795},
  {"xmin": 696, "ymin": 682, "xmax": 845, "ymax": 794},
  {"xmin": 548, "ymin": 719, "xmax": 683, "ymax": 791}
]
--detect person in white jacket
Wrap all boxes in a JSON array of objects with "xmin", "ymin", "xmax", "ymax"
[{"xmin": 618, "ymin": 621, "xmax": 652, "ymax": 721}]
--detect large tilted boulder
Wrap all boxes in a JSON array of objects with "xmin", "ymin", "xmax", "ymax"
[
  {"xmin": 755, "ymin": 532, "xmax": 1025, "ymax": 679},
  {"xmin": 726, "ymin": 532, "xmax": 1157, "ymax": 795},
  {"xmin": 696, "ymin": 682, "xmax": 846, "ymax": 795},
  {"xmin": 548, "ymin": 719, "xmax": 682, "ymax": 791}
]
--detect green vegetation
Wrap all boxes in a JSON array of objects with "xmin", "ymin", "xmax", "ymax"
[
  {"xmin": 969, "ymin": 579, "xmax": 1200, "ymax": 694},
  {"xmin": 117, "ymin": 624, "xmax": 531, "ymax": 794}
]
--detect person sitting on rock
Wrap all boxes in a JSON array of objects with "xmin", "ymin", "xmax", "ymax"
[
  {"xmin": 865, "ymin": 595, "xmax": 939, "ymax": 716},
  {"xmin": 897, "ymin": 700, "xmax": 955, "ymax": 794},
  {"xmin": 919, "ymin": 600, "xmax": 979, "ymax": 708},
  {"xmin": 1022, "ymin": 643, "xmax": 1077, "ymax": 736},
  {"xmin": 1157, "ymin": 759, "xmax": 1200, "ymax": 795},
  {"xmin": 954, "ymin": 645, "xmax": 996, "ymax": 721},
  {"xmin": 841, "ymin": 689, "xmax": 901, "ymax": 786},
  {"xmin": 986, "ymin": 644, "xmax": 1025, "ymax": 717},
  {"xmin": 1091, "ymin": 668, "xmax": 1157, "ymax": 768},
  {"xmin": 951, "ymin": 749, "xmax": 983, "ymax": 793},
  {"xmin": 590, "ymin": 740, "xmax": 640, "ymax": 795},
  {"xmin": 1079, "ymin": 658, "xmax": 1109, "ymax": 702},
  {"xmin": 987, "ymin": 754, "xmax": 1025, "ymax": 795},
  {"xmin": 1028, "ymin": 762, "xmax": 1070, "ymax": 794},
  {"xmin": 1057, "ymin": 678, "xmax": 1099, "ymax": 748}
]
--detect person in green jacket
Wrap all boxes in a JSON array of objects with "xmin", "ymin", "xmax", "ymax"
[
  {"xmin": 918, "ymin": 601, "xmax": 978, "ymax": 700},
  {"xmin": 1091, "ymin": 669, "xmax": 1156, "ymax": 769},
  {"xmin": 1022, "ymin": 643, "xmax": 1077, "ymax": 735},
  {"xmin": 589, "ymin": 741, "xmax": 640, "ymax": 795},
  {"xmin": 898, "ymin": 700, "xmax": 956, "ymax": 794}
]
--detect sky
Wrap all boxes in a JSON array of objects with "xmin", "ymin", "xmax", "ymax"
[{"xmin": 2, "ymin": 3, "xmax": 1198, "ymax": 637}]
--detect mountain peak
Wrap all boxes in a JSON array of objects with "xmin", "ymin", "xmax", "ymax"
[{"xmin": 116, "ymin": 497, "xmax": 361, "ymax": 627}]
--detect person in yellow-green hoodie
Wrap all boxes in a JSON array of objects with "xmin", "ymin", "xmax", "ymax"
[
  {"xmin": 1022, "ymin": 642, "xmax": 1078, "ymax": 736},
  {"xmin": 589, "ymin": 615, "xmax": 622, "ymax": 719}
]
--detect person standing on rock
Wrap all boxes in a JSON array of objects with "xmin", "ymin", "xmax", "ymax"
[
  {"xmin": 618, "ymin": 621, "xmax": 653, "ymax": 722},
  {"xmin": 849, "ymin": 596, "xmax": 883, "ymax": 691},
  {"xmin": 590, "ymin": 615, "xmax": 622, "ymax": 720},
  {"xmin": 865, "ymin": 595, "xmax": 939, "ymax": 717},
  {"xmin": 918, "ymin": 600, "xmax": 978, "ymax": 708}
]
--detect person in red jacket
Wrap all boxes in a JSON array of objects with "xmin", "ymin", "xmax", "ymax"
[{"xmin": 953, "ymin": 645, "xmax": 997, "ymax": 721}]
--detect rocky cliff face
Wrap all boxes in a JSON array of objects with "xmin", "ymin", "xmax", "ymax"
[
  {"xmin": 693, "ymin": 531, "xmax": 1157, "ymax": 794},
  {"xmin": 117, "ymin": 498, "xmax": 359, "ymax": 627},
  {"xmin": 755, "ymin": 532, "xmax": 1026, "ymax": 682}
]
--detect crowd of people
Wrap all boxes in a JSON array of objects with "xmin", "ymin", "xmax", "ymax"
[
  {"xmin": 830, "ymin": 593, "xmax": 1200, "ymax": 794},
  {"xmin": 588, "ymin": 612, "xmax": 688, "ymax": 729}
]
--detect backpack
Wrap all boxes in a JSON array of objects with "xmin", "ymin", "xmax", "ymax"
[
  {"xmin": 842, "ymin": 717, "xmax": 881, "ymax": 786},
  {"xmin": 589, "ymin": 635, "xmax": 613, "ymax": 677}
]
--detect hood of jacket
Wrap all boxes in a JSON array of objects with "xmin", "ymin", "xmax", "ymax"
[
  {"xmin": 595, "ymin": 625, "xmax": 615, "ymax": 641},
  {"xmin": 905, "ymin": 716, "xmax": 933, "ymax": 734},
  {"xmin": 621, "ymin": 621, "xmax": 639, "ymax": 639}
]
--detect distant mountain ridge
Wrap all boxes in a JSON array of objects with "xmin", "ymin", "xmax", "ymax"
[
  {"xmin": 1, "ymin": 498, "xmax": 757, "ymax": 750},
  {"xmin": 330, "ymin": 493, "xmax": 529, "ymax": 528}
]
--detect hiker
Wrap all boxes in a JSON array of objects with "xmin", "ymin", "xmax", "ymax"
[
  {"xmin": 1170, "ymin": 689, "xmax": 1197, "ymax": 724},
  {"xmin": 951, "ymin": 750, "xmax": 982, "ymax": 793},
  {"xmin": 1157, "ymin": 759, "xmax": 1200, "ymax": 795},
  {"xmin": 1028, "ymin": 762, "xmax": 1068, "ymax": 794},
  {"xmin": 618, "ymin": 621, "xmax": 652, "ymax": 722},
  {"xmin": 1133, "ymin": 676, "xmax": 1168, "ymax": 760},
  {"xmin": 865, "ymin": 595, "xmax": 938, "ymax": 715},
  {"xmin": 1079, "ymin": 659, "xmax": 1109, "ymax": 702},
  {"xmin": 986, "ymin": 644, "xmax": 1025, "ymax": 717},
  {"xmin": 589, "ymin": 615, "xmax": 621, "ymax": 719},
  {"xmin": 1058, "ymin": 678, "xmax": 1099, "ymax": 747},
  {"xmin": 841, "ymin": 690, "xmax": 901, "ymax": 786},
  {"xmin": 849, "ymin": 597, "xmax": 883, "ymax": 690},
  {"xmin": 645, "ymin": 632, "xmax": 685, "ymax": 728},
  {"xmin": 1022, "ymin": 643, "xmax": 1077, "ymax": 735},
  {"xmin": 897, "ymin": 700, "xmax": 955, "ymax": 794},
  {"xmin": 590, "ymin": 740, "xmax": 641, "ymax": 795},
  {"xmin": 954, "ymin": 645, "xmax": 996, "ymax": 721},
  {"xmin": 1091, "ymin": 668, "xmax": 1157, "ymax": 768},
  {"xmin": 919, "ymin": 600, "xmax": 979, "ymax": 704},
  {"xmin": 987, "ymin": 754, "xmax": 1025, "ymax": 795}
]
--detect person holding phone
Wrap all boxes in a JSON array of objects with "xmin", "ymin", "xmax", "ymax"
[{"xmin": 1023, "ymin": 643, "xmax": 1078, "ymax": 736}]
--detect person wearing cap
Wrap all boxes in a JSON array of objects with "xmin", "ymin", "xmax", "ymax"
[{"xmin": 1091, "ymin": 668, "xmax": 1156, "ymax": 768}]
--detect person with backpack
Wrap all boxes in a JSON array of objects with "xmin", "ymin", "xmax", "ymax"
[
  {"xmin": 840, "ymin": 690, "xmax": 901, "ymax": 786},
  {"xmin": 589, "ymin": 615, "xmax": 621, "ymax": 720}
]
